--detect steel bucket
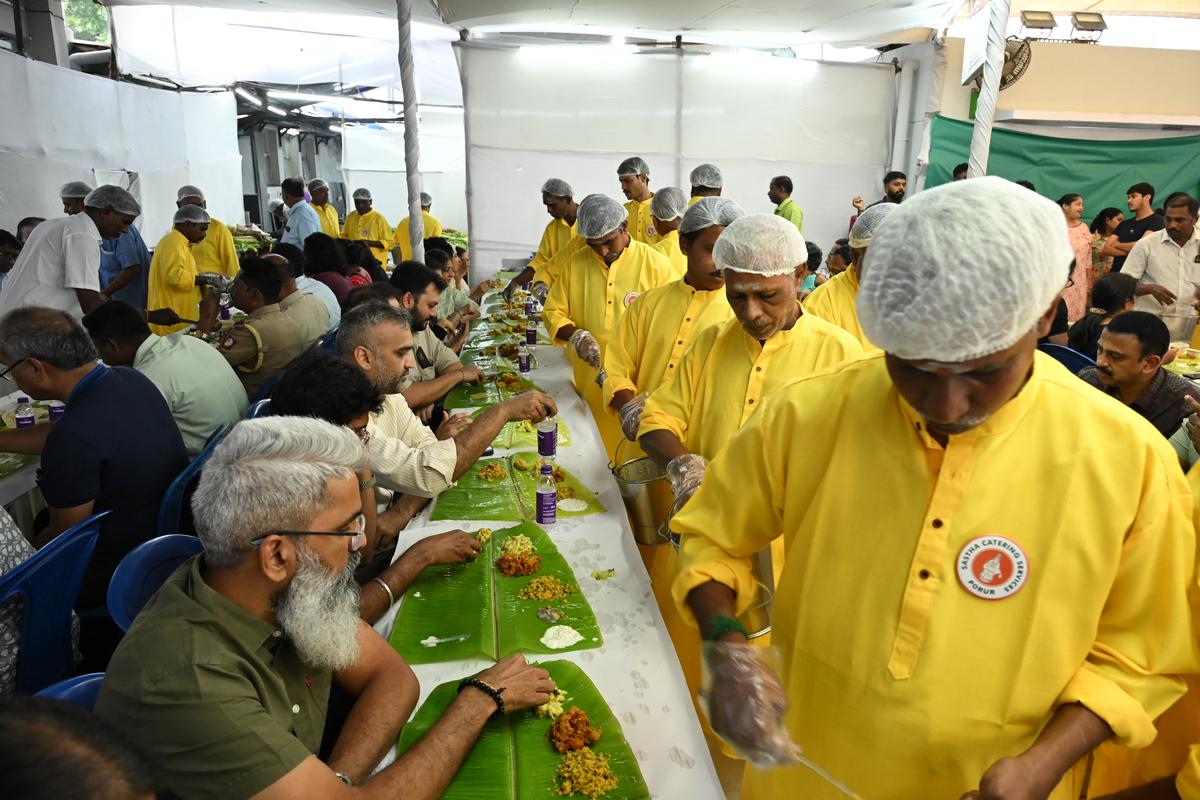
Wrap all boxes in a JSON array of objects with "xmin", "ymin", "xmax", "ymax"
[{"xmin": 610, "ymin": 441, "xmax": 671, "ymax": 547}]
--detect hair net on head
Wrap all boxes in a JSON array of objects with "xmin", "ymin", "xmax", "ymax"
[
  {"xmin": 848, "ymin": 203, "xmax": 897, "ymax": 249},
  {"xmin": 689, "ymin": 163, "xmax": 723, "ymax": 189},
  {"xmin": 617, "ymin": 156, "xmax": 650, "ymax": 177},
  {"xmin": 59, "ymin": 181, "xmax": 94, "ymax": 200},
  {"xmin": 420, "ymin": 192, "xmax": 433, "ymax": 206},
  {"xmin": 576, "ymin": 194, "xmax": 628, "ymax": 239},
  {"xmin": 176, "ymin": 185, "xmax": 205, "ymax": 202},
  {"xmin": 174, "ymin": 204, "xmax": 211, "ymax": 225},
  {"xmin": 858, "ymin": 176, "xmax": 1073, "ymax": 363},
  {"xmin": 650, "ymin": 187, "xmax": 687, "ymax": 222},
  {"xmin": 680, "ymin": 197, "xmax": 745, "ymax": 235},
  {"xmin": 307, "ymin": 179, "xmax": 329, "ymax": 191},
  {"xmin": 352, "ymin": 188, "xmax": 372, "ymax": 200},
  {"xmin": 83, "ymin": 185, "xmax": 141, "ymax": 217},
  {"xmin": 541, "ymin": 178, "xmax": 573, "ymax": 198},
  {"xmin": 713, "ymin": 214, "xmax": 806, "ymax": 278}
]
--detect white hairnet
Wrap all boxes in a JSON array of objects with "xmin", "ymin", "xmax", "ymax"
[
  {"xmin": 576, "ymin": 194, "xmax": 628, "ymax": 239},
  {"xmin": 650, "ymin": 187, "xmax": 687, "ymax": 222},
  {"xmin": 849, "ymin": 202, "xmax": 897, "ymax": 249},
  {"xmin": 173, "ymin": 204, "xmax": 211, "ymax": 224},
  {"xmin": 268, "ymin": 199, "xmax": 284, "ymax": 210},
  {"xmin": 83, "ymin": 185, "xmax": 141, "ymax": 217},
  {"xmin": 59, "ymin": 181, "xmax": 94, "ymax": 200},
  {"xmin": 712, "ymin": 214, "xmax": 806, "ymax": 278},
  {"xmin": 541, "ymin": 178, "xmax": 573, "ymax": 198},
  {"xmin": 307, "ymin": 179, "xmax": 329, "ymax": 191},
  {"xmin": 680, "ymin": 197, "xmax": 745, "ymax": 235},
  {"xmin": 689, "ymin": 163, "xmax": 723, "ymax": 189},
  {"xmin": 617, "ymin": 156, "xmax": 650, "ymax": 177},
  {"xmin": 176, "ymin": 185, "xmax": 205, "ymax": 202},
  {"xmin": 352, "ymin": 188, "xmax": 372, "ymax": 200},
  {"xmin": 858, "ymin": 176, "xmax": 1073, "ymax": 363},
  {"xmin": 420, "ymin": 192, "xmax": 433, "ymax": 206}
]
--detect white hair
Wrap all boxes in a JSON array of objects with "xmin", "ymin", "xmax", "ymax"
[{"xmin": 192, "ymin": 417, "xmax": 367, "ymax": 568}]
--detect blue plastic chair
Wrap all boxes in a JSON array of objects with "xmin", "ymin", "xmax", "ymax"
[
  {"xmin": 319, "ymin": 327, "xmax": 338, "ymax": 352},
  {"xmin": 0, "ymin": 511, "xmax": 109, "ymax": 694},
  {"xmin": 246, "ymin": 399, "xmax": 271, "ymax": 419},
  {"xmin": 107, "ymin": 534, "xmax": 203, "ymax": 632},
  {"xmin": 35, "ymin": 672, "xmax": 105, "ymax": 710},
  {"xmin": 1038, "ymin": 343, "xmax": 1097, "ymax": 375},
  {"xmin": 156, "ymin": 422, "xmax": 232, "ymax": 537}
]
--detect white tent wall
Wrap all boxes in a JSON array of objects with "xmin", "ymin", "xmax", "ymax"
[
  {"xmin": 455, "ymin": 43, "xmax": 896, "ymax": 278},
  {"xmin": 0, "ymin": 51, "xmax": 241, "ymax": 245}
]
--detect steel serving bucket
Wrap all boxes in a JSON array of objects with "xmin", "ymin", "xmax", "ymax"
[{"xmin": 609, "ymin": 440, "xmax": 671, "ymax": 547}]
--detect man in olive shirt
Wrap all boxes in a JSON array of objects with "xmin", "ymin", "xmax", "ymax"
[
  {"xmin": 97, "ymin": 417, "xmax": 556, "ymax": 800},
  {"xmin": 263, "ymin": 251, "xmax": 331, "ymax": 346}
]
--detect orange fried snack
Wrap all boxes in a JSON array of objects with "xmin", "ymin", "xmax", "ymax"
[
  {"xmin": 549, "ymin": 707, "xmax": 602, "ymax": 753},
  {"xmin": 496, "ymin": 552, "xmax": 541, "ymax": 577}
]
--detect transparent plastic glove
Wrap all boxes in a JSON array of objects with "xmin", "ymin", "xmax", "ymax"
[
  {"xmin": 568, "ymin": 329, "xmax": 602, "ymax": 369},
  {"xmin": 618, "ymin": 393, "xmax": 648, "ymax": 441},
  {"xmin": 700, "ymin": 641, "xmax": 801, "ymax": 769},
  {"xmin": 531, "ymin": 281, "xmax": 550, "ymax": 304},
  {"xmin": 666, "ymin": 453, "xmax": 707, "ymax": 512},
  {"xmin": 196, "ymin": 272, "xmax": 232, "ymax": 291}
]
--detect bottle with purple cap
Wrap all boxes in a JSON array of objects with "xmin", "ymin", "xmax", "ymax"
[{"xmin": 535, "ymin": 462, "xmax": 556, "ymax": 525}]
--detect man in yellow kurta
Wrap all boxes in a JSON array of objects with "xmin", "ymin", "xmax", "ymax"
[
  {"xmin": 618, "ymin": 156, "xmax": 659, "ymax": 245},
  {"xmin": 308, "ymin": 179, "xmax": 341, "ymax": 239},
  {"xmin": 670, "ymin": 178, "xmax": 1198, "ymax": 800},
  {"xmin": 542, "ymin": 193, "xmax": 677, "ymax": 454},
  {"xmin": 147, "ymin": 205, "xmax": 212, "ymax": 335},
  {"xmin": 688, "ymin": 163, "xmax": 722, "ymax": 207},
  {"xmin": 649, "ymin": 187, "xmax": 688, "ymax": 278},
  {"xmin": 801, "ymin": 201, "xmax": 897, "ymax": 354},
  {"xmin": 177, "ymin": 185, "xmax": 239, "ymax": 278},
  {"xmin": 342, "ymin": 188, "xmax": 392, "ymax": 268},
  {"xmin": 395, "ymin": 192, "xmax": 444, "ymax": 263},
  {"xmin": 503, "ymin": 178, "xmax": 579, "ymax": 300}
]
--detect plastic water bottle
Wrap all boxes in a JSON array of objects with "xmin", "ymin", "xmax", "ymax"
[
  {"xmin": 518, "ymin": 343, "xmax": 531, "ymax": 373},
  {"xmin": 525, "ymin": 295, "xmax": 535, "ymax": 317},
  {"xmin": 525, "ymin": 317, "xmax": 537, "ymax": 345},
  {"xmin": 14, "ymin": 397, "xmax": 34, "ymax": 429},
  {"xmin": 536, "ymin": 463, "xmax": 557, "ymax": 525},
  {"xmin": 47, "ymin": 401, "xmax": 65, "ymax": 421},
  {"xmin": 537, "ymin": 416, "xmax": 557, "ymax": 460}
]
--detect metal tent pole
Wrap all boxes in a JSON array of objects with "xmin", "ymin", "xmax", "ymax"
[
  {"xmin": 396, "ymin": 0, "xmax": 424, "ymax": 263},
  {"xmin": 966, "ymin": 0, "xmax": 1012, "ymax": 178}
]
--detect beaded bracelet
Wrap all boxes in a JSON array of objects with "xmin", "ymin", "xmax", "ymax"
[{"xmin": 458, "ymin": 677, "xmax": 505, "ymax": 719}]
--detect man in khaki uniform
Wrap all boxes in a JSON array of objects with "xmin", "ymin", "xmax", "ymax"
[
  {"xmin": 212, "ymin": 257, "xmax": 309, "ymax": 400},
  {"xmin": 263, "ymin": 252, "xmax": 330, "ymax": 347}
]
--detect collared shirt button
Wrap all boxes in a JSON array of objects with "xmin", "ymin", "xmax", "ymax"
[
  {"xmin": 292, "ymin": 704, "xmax": 300, "ymax": 714},
  {"xmin": 918, "ymin": 569, "xmax": 932, "ymax": 580},
  {"xmin": 272, "ymin": 630, "xmax": 282, "ymax": 638},
  {"xmin": 931, "ymin": 519, "xmax": 944, "ymax": 528},
  {"xmin": 756, "ymin": 366, "xmax": 763, "ymax": 372},
  {"xmin": 748, "ymin": 398, "xmax": 755, "ymax": 405}
]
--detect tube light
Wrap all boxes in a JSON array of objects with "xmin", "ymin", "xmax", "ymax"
[
  {"xmin": 266, "ymin": 105, "xmax": 288, "ymax": 116},
  {"xmin": 234, "ymin": 86, "xmax": 263, "ymax": 107}
]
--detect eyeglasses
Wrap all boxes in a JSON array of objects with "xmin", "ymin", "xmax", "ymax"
[
  {"xmin": 0, "ymin": 358, "xmax": 27, "ymax": 382},
  {"xmin": 353, "ymin": 427, "xmax": 372, "ymax": 446},
  {"xmin": 250, "ymin": 513, "xmax": 367, "ymax": 553}
]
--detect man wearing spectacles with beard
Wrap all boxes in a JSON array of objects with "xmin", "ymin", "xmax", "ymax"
[{"xmin": 97, "ymin": 417, "xmax": 556, "ymax": 800}]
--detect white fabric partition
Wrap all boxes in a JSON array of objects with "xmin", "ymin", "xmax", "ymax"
[
  {"xmin": 456, "ymin": 42, "xmax": 896, "ymax": 277},
  {"xmin": 0, "ymin": 51, "xmax": 242, "ymax": 245}
]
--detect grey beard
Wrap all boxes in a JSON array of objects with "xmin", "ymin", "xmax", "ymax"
[{"xmin": 274, "ymin": 546, "xmax": 362, "ymax": 671}]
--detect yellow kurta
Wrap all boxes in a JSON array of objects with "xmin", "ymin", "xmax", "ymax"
[
  {"xmin": 343, "ymin": 209, "xmax": 392, "ymax": 267},
  {"xmin": 687, "ymin": 196, "xmax": 703, "ymax": 207},
  {"xmin": 671, "ymin": 353, "xmax": 1196, "ymax": 800},
  {"xmin": 543, "ymin": 239, "xmax": 677, "ymax": 454},
  {"xmin": 529, "ymin": 218, "xmax": 576, "ymax": 276},
  {"xmin": 532, "ymin": 235, "xmax": 586, "ymax": 289},
  {"xmin": 624, "ymin": 196, "xmax": 660, "ymax": 245},
  {"xmin": 147, "ymin": 229, "xmax": 200, "ymax": 335},
  {"xmin": 314, "ymin": 203, "xmax": 340, "ymax": 239},
  {"xmin": 395, "ymin": 210, "xmax": 443, "ymax": 262},
  {"xmin": 190, "ymin": 216, "xmax": 239, "ymax": 278},
  {"xmin": 650, "ymin": 230, "xmax": 687, "ymax": 279},
  {"xmin": 601, "ymin": 277, "xmax": 733, "ymax": 410},
  {"xmin": 802, "ymin": 267, "xmax": 879, "ymax": 354}
]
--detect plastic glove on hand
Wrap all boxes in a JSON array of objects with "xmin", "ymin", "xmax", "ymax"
[
  {"xmin": 568, "ymin": 329, "xmax": 602, "ymax": 369},
  {"xmin": 531, "ymin": 282, "xmax": 550, "ymax": 304},
  {"xmin": 618, "ymin": 393, "xmax": 648, "ymax": 441},
  {"xmin": 701, "ymin": 641, "xmax": 801, "ymax": 769},
  {"xmin": 666, "ymin": 453, "xmax": 708, "ymax": 512}
]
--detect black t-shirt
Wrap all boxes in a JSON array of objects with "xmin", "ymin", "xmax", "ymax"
[
  {"xmin": 38, "ymin": 364, "xmax": 188, "ymax": 608},
  {"xmin": 1111, "ymin": 214, "xmax": 1165, "ymax": 272},
  {"xmin": 1038, "ymin": 298, "xmax": 1069, "ymax": 345}
]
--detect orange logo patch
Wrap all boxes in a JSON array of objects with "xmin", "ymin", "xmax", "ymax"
[{"xmin": 956, "ymin": 535, "xmax": 1028, "ymax": 600}]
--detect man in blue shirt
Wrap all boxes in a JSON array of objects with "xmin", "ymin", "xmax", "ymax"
[
  {"xmin": 279, "ymin": 177, "xmax": 322, "ymax": 248},
  {"xmin": 0, "ymin": 307, "xmax": 187, "ymax": 663},
  {"xmin": 99, "ymin": 224, "xmax": 152, "ymax": 308}
]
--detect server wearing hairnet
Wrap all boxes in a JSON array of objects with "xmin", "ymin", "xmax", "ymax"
[
  {"xmin": 147, "ymin": 204, "xmax": 211, "ymax": 335},
  {"xmin": 688, "ymin": 164, "xmax": 723, "ymax": 206},
  {"xmin": 669, "ymin": 178, "xmax": 1196, "ymax": 800},
  {"xmin": 178, "ymin": 185, "xmax": 239, "ymax": 279},
  {"xmin": 503, "ymin": 178, "xmax": 580, "ymax": 301},
  {"xmin": 342, "ymin": 188, "xmax": 392, "ymax": 268},
  {"xmin": 542, "ymin": 193, "xmax": 677, "ymax": 453},
  {"xmin": 618, "ymin": 156, "xmax": 660, "ymax": 244},
  {"xmin": 649, "ymin": 188, "xmax": 689, "ymax": 277},
  {"xmin": 395, "ymin": 191, "xmax": 443, "ymax": 263},
  {"xmin": 59, "ymin": 181, "xmax": 94, "ymax": 216},
  {"xmin": 307, "ymin": 179, "xmax": 341, "ymax": 238}
]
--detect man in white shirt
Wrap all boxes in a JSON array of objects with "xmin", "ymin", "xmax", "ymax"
[
  {"xmin": 0, "ymin": 185, "xmax": 139, "ymax": 320},
  {"xmin": 279, "ymin": 178, "xmax": 323, "ymax": 249},
  {"xmin": 1124, "ymin": 193, "xmax": 1200, "ymax": 340},
  {"xmin": 82, "ymin": 300, "xmax": 249, "ymax": 456}
]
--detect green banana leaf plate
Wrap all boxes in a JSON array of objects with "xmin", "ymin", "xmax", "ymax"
[
  {"xmin": 390, "ymin": 522, "xmax": 602, "ymax": 664},
  {"xmin": 396, "ymin": 660, "xmax": 649, "ymax": 800},
  {"xmin": 430, "ymin": 456, "xmax": 602, "ymax": 521},
  {"xmin": 509, "ymin": 454, "xmax": 605, "ymax": 519},
  {"xmin": 460, "ymin": 351, "xmax": 518, "ymax": 372},
  {"xmin": 469, "ymin": 410, "xmax": 572, "ymax": 450},
  {"xmin": 0, "ymin": 452, "xmax": 36, "ymax": 480},
  {"xmin": 470, "ymin": 328, "xmax": 553, "ymax": 347},
  {"xmin": 444, "ymin": 382, "xmax": 503, "ymax": 411}
]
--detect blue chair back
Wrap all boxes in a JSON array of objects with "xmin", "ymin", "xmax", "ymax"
[
  {"xmin": 107, "ymin": 534, "xmax": 202, "ymax": 632},
  {"xmin": 35, "ymin": 672, "xmax": 105, "ymax": 710},
  {"xmin": 1038, "ymin": 343, "xmax": 1097, "ymax": 375},
  {"xmin": 247, "ymin": 399, "xmax": 271, "ymax": 419},
  {"xmin": 157, "ymin": 422, "xmax": 232, "ymax": 537},
  {"xmin": 319, "ymin": 327, "xmax": 338, "ymax": 352},
  {"xmin": 0, "ymin": 511, "xmax": 108, "ymax": 694}
]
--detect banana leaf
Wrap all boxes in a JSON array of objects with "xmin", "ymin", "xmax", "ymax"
[
  {"xmin": 396, "ymin": 660, "xmax": 648, "ymax": 800},
  {"xmin": 474, "ymin": 416, "xmax": 571, "ymax": 450},
  {"xmin": 431, "ymin": 458, "xmax": 523, "ymax": 521},
  {"xmin": 390, "ymin": 523, "xmax": 602, "ymax": 664},
  {"xmin": 0, "ymin": 452, "xmax": 36, "ymax": 479},
  {"xmin": 460, "ymin": 349, "xmax": 518, "ymax": 370},
  {"xmin": 471, "ymin": 329, "xmax": 553, "ymax": 347},
  {"xmin": 496, "ymin": 375, "xmax": 542, "ymax": 399},
  {"xmin": 444, "ymin": 382, "xmax": 503, "ymax": 411},
  {"xmin": 508, "ymin": 455, "xmax": 605, "ymax": 519}
]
